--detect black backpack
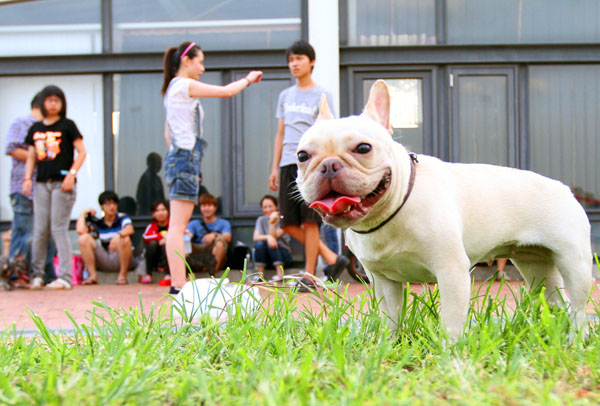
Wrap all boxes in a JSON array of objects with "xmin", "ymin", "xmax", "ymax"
[{"xmin": 227, "ymin": 241, "xmax": 252, "ymax": 270}]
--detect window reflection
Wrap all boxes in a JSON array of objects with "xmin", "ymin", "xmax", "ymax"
[
  {"xmin": 448, "ymin": 0, "xmax": 600, "ymax": 45},
  {"xmin": 529, "ymin": 65, "xmax": 600, "ymax": 210},
  {"xmin": 113, "ymin": 72, "xmax": 223, "ymax": 216},
  {"xmin": 240, "ymin": 75, "xmax": 292, "ymax": 208},
  {"xmin": 346, "ymin": 0, "xmax": 436, "ymax": 46},
  {"xmin": 0, "ymin": 0, "xmax": 101, "ymax": 56},
  {"xmin": 113, "ymin": 0, "xmax": 301, "ymax": 52}
]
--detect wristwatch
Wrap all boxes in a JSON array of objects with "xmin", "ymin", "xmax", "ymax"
[{"xmin": 69, "ymin": 169, "xmax": 77, "ymax": 176}]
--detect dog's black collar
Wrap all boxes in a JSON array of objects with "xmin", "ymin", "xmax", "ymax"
[{"xmin": 351, "ymin": 153, "xmax": 418, "ymax": 235}]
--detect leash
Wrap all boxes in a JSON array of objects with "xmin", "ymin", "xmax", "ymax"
[{"xmin": 351, "ymin": 152, "xmax": 418, "ymax": 235}]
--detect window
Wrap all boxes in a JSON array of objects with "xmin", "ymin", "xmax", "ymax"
[
  {"xmin": 113, "ymin": 72, "xmax": 223, "ymax": 216},
  {"xmin": 0, "ymin": 0, "xmax": 101, "ymax": 56},
  {"xmin": 345, "ymin": 0, "xmax": 436, "ymax": 46},
  {"xmin": 448, "ymin": 67, "xmax": 517, "ymax": 166},
  {"xmin": 529, "ymin": 65, "xmax": 600, "ymax": 211},
  {"xmin": 234, "ymin": 72, "xmax": 292, "ymax": 213},
  {"xmin": 0, "ymin": 75, "xmax": 104, "ymax": 221},
  {"xmin": 112, "ymin": 0, "xmax": 301, "ymax": 52},
  {"xmin": 447, "ymin": 0, "xmax": 600, "ymax": 45}
]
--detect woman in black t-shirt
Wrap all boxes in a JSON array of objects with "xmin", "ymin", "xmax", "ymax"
[{"xmin": 23, "ymin": 85, "xmax": 87, "ymax": 290}]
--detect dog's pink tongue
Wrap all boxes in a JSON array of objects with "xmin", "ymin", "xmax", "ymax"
[{"xmin": 310, "ymin": 195, "xmax": 361, "ymax": 215}]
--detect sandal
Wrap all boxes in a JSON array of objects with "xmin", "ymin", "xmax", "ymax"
[
  {"xmin": 140, "ymin": 274, "xmax": 152, "ymax": 284},
  {"xmin": 115, "ymin": 279, "xmax": 128, "ymax": 285},
  {"xmin": 11, "ymin": 277, "xmax": 30, "ymax": 289},
  {"xmin": 158, "ymin": 274, "xmax": 171, "ymax": 286},
  {"xmin": 82, "ymin": 278, "xmax": 98, "ymax": 285}
]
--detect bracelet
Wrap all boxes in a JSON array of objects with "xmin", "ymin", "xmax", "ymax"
[
  {"xmin": 23, "ymin": 178, "xmax": 32, "ymax": 183},
  {"xmin": 244, "ymin": 77, "xmax": 251, "ymax": 86}
]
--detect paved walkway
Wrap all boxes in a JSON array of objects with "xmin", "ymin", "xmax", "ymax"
[{"xmin": 1, "ymin": 279, "xmax": 598, "ymax": 334}]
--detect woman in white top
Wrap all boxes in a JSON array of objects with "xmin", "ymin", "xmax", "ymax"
[{"xmin": 161, "ymin": 41, "xmax": 262, "ymax": 294}]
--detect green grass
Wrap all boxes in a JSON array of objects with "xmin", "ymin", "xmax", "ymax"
[{"xmin": 0, "ymin": 274, "xmax": 599, "ymax": 405}]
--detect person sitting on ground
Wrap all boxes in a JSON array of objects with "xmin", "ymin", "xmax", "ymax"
[
  {"xmin": 141, "ymin": 200, "xmax": 170, "ymax": 284},
  {"xmin": 187, "ymin": 193, "xmax": 231, "ymax": 276},
  {"xmin": 76, "ymin": 190, "xmax": 135, "ymax": 285},
  {"xmin": 253, "ymin": 195, "xmax": 292, "ymax": 281}
]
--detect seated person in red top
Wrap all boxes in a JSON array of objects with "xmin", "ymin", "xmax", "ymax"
[
  {"xmin": 140, "ymin": 200, "xmax": 170, "ymax": 284},
  {"xmin": 76, "ymin": 191, "xmax": 135, "ymax": 285}
]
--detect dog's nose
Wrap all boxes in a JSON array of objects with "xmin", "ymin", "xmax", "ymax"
[{"xmin": 319, "ymin": 158, "xmax": 342, "ymax": 179}]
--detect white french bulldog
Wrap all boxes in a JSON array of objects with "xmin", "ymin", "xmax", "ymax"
[{"xmin": 295, "ymin": 80, "xmax": 592, "ymax": 339}]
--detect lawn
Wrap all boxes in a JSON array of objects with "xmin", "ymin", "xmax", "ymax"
[{"xmin": 1, "ymin": 274, "xmax": 599, "ymax": 405}]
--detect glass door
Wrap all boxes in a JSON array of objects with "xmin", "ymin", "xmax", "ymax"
[
  {"xmin": 233, "ymin": 70, "xmax": 293, "ymax": 215},
  {"xmin": 449, "ymin": 67, "xmax": 518, "ymax": 166}
]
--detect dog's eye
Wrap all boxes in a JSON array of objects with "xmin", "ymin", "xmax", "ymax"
[
  {"xmin": 354, "ymin": 143, "xmax": 372, "ymax": 154},
  {"xmin": 297, "ymin": 151, "xmax": 310, "ymax": 163}
]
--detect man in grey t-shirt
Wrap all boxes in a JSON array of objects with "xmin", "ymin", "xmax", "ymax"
[{"xmin": 268, "ymin": 40, "xmax": 349, "ymax": 291}]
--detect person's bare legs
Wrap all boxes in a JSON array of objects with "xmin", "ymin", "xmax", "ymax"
[
  {"xmin": 116, "ymin": 235, "xmax": 132, "ymax": 282},
  {"xmin": 496, "ymin": 258, "xmax": 508, "ymax": 280},
  {"xmin": 256, "ymin": 264, "xmax": 266, "ymax": 278},
  {"xmin": 282, "ymin": 224, "xmax": 338, "ymax": 274},
  {"xmin": 282, "ymin": 222, "xmax": 326, "ymax": 275},
  {"xmin": 167, "ymin": 200, "xmax": 195, "ymax": 289},
  {"xmin": 497, "ymin": 258, "xmax": 508, "ymax": 273},
  {"xmin": 212, "ymin": 240, "xmax": 227, "ymax": 275},
  {"xmin": 275, "ymin": 264, "xmax": 285, "ymax": 279},
  {"xmin": 78, "ymin": 233, "xmax": 98, "ymax": 282}
]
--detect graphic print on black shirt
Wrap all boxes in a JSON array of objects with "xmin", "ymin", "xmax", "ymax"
[{"xmin": 25, "ymin": 117, "xmax": 82, "ymax": 182}]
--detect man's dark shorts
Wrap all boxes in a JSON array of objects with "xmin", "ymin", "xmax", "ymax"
[{"xmin": 279, "ymin": 164, "xmax": 321, "ymax": 228}]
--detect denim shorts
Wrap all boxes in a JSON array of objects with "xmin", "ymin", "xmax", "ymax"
[{"xmin": 165, "ymin": 139, "xmax": 203, "ymax": 202}]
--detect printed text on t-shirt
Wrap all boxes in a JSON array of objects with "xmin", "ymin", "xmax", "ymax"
[{"xmin": 284, "ymin": 102, "xmax": 318, "ymax": 115}]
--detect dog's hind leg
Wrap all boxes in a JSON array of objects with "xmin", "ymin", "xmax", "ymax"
[
  {"xmin": 513, "ymin": 254, "xmax": 592, "ymax": 339},
  {"xmin": 553, "ymin": 252, "xmax": 592, "ymax": 340},
  {"xmin": 511, "ymin": 258, "xmax": 567, "ymax": 307}
]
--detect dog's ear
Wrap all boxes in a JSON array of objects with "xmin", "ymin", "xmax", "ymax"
[
  {"xmin": 316, "ymin": 94, "xmax": 334, "ymax": 121},
  {"xmin": 363, "ymin": 80, "xmax": 393, "ymax": 134}
]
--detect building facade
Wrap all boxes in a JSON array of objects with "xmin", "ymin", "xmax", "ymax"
[{"xmin": 1, "ymin": 0, "xmax": 599, "ymax": 252}]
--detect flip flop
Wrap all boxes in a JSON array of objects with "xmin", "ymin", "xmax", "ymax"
[
  {"xmin": 82, "ymin": 278, "xmax": 98, "ymax": 285},
  {"xmin": 115, "ymin": 279, "xmax": 128, "ymax": 285},
  {"xmin": 11, "ymin": 277, "xmax": 30, "ymax": 289}
]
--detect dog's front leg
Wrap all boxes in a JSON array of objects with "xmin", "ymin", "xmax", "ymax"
[
  {"xmin": 370, "ymin": 273, "xmax": 404, "ymax": 331},
  {"xmin": 435, "ymin": 266, "xmax": 471, "ymax": 341}
]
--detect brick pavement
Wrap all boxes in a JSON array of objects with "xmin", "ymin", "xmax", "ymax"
[{"xmin": 1, "ymin": 279, "xmax": 598, "ymax": 334}]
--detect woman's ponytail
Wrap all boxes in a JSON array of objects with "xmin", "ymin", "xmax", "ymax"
[{"xmin": 161, "ymin": 46, "xmax": 178, "ymax": 95}]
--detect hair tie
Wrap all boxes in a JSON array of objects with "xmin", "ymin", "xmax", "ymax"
[{"xmin": 180, "ymin": 42, "xmax": 196, "ymax": 60}]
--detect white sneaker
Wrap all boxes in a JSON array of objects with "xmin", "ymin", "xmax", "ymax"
[
  {"xmin": 30, "ymin": 277, "xmax": 43, "ymax": 290},
  {"xmin": 45, "ymin": 278, "xmax": 72, "ymax": 290}
]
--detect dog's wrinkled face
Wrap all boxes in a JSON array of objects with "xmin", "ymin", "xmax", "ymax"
[{"xmin": 296, "ymin": 80, "xmax": 397, "ymax": 228}]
